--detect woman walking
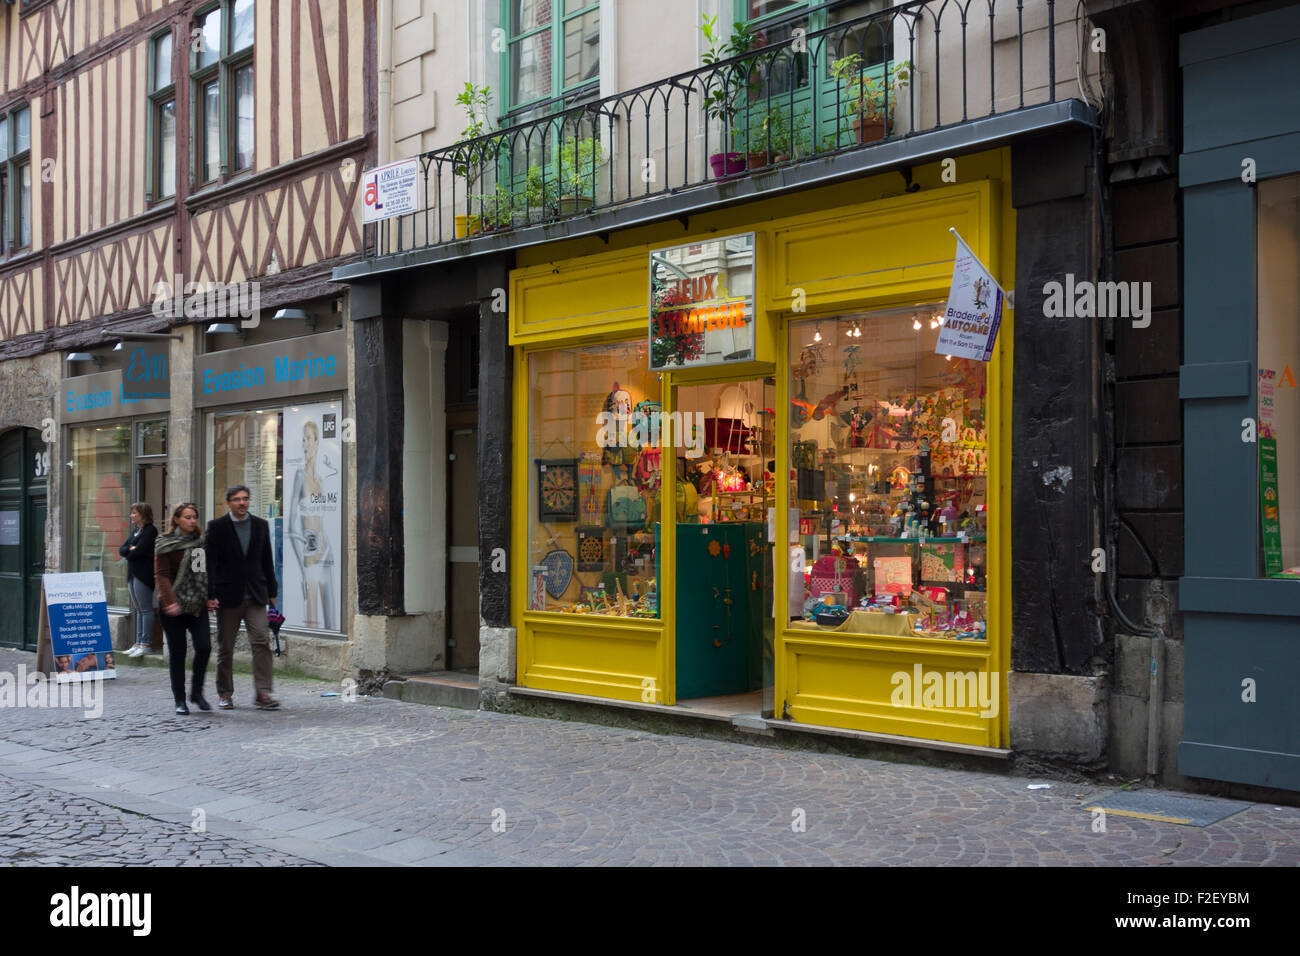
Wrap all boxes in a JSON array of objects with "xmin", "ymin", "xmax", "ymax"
[
  {"xmin": 120, "ymin": 502, "xmax": 159, "ymax": 657},
  {"xmin": 154, "ymin": 503, "xmax": 211, "ymax": 714}
]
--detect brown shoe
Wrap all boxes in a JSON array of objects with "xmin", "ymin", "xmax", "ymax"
[
  {"xmin": 218, "ymin": 695, "xmax": 235, "ymax": 710},
  {"xmin": 254, "ymin": 692, "xmax": 280, "ymax": 710}
]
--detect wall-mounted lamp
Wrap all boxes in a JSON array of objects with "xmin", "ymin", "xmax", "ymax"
[
  {"xmin": 66, "ymin": 352, "xmax": 102, "ymax": 367},
  {"xmin": 272, "ymin": 307, "xmax": 316, "ymax": 331},
  {"xmin": 205, "ymin": 322, "xmax": 246, "ymax": 340}
]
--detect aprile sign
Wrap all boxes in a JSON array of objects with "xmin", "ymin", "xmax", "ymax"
[{"xmin": 362, "ymin": 157, "xmax": 421, "ymax": 224}]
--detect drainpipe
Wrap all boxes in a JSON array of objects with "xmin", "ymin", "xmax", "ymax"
[
  {"xmin": 1092, "ymin": 121, "xmax": 1167, "ymax": 784},
  {"xmin": 378, "ymin": 0, "xmax": 393, "ymax": 166}
]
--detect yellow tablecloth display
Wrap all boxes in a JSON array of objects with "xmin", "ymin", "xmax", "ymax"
[{"xmin": 791, "ymin": 609, "xmax": 923, "ymax": 638}]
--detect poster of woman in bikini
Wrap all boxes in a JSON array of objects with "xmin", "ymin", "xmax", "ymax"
[{"xmin": 283, "ymin": 403, "xmax": 342, "ymax": 631}]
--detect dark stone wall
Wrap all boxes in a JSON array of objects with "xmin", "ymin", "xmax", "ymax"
[
  {"xmin": 1111, "ymin": 176, "xmax": 1184, "ymax": 638},
  {"xmin": 477, "ymin": 261, "xmax": 512, "ymax": 628},
  {"xmin": 1010, "ymin": 128, "xmax": 1106, "ymax": 674},
  {"xmin": 354, "ymin": 311, "xmax": 405, "ymax": 615}
]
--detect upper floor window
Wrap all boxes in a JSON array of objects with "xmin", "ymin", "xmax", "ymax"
[
  {"xmin": 192, "ymin": 0, "xmax": 255, "ymax": 187},
  {"xmin": 502, "ymin": 0, "xmax": 600, "ymax": 117},
  {"xmin": 0, "ymin": 105, "xmax": 32, "ymax": 253},
  {"xmin": 149, "ymin": 30, "xmax": 177, "ymax": 201}
]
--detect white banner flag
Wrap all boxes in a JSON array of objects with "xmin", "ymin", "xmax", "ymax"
[{"xmin": 935, "ymin": 229, "xmax": 1010, "ymax": 362}]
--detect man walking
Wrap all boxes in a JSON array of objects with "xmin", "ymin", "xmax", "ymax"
[{"xmin": 206, "ymin": 485, "xmax": 280, "ymax": 710}]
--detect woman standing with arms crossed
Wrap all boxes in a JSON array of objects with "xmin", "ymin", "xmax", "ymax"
[
  {"xmin": 154, "ymin": 503, "xmax": 211, "ymax": 714},
  {"xmin": 120, "ymin": 503, "xmax": 158, "ymax": 657}
]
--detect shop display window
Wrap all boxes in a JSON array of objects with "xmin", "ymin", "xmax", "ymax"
[
  {"xmin": 527, "ymin": 341, "xmax": 662, "ymax": 617},
  {"xmin": 788, "ymin": 307, "xmax": 989, "ymax": 640},
  {"xmin": 206, "ymin": 403, "xmax": 345, "ymax": 632},
  {"xmin": 70, "ymin": 424, "xmax": 132, "ymax": 607},
  {"xmin": 1258, "ymin": 174, "xmax": 1300, "ymax": 579}
]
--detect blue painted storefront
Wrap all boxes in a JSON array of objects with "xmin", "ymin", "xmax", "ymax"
[{"xmin": 1179, "ymin": 5, "xmax": 1300, "ymax": 790}]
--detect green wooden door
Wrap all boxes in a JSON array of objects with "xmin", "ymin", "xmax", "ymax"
[{"xmin": 0, "ymin": 428, "xmax": 48, "ymax": 649}]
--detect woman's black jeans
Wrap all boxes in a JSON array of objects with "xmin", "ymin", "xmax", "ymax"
[{"xmin": 161, "ymin": 611, "xmax": 211, "ymax": 704}]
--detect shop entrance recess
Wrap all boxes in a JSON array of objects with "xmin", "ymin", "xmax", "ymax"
[
  {"xmin": 671, "ymin": 377, "xmax": 776, "ymax": 717},
  {"xmin": 0, "ymin": 428, "xmax": 48, "ymax": 650}
]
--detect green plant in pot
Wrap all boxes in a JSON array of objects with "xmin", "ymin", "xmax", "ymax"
[
  {"xmin": 556, "ymin": 135, "xmax": 607, "ymax": 214},
  {"xmin": 754, "ymin": 104, "xmax": 812, "ymax": 164},
  {"xmin": 473, "ymin": 182, "xmax": 519, "ymax": 232},
  {"xmin": 700, "ymin": 15, "xmax": 760, "ymax": 178},
  {"xmin": 453, "ymin": 82, "xmax": 507, "ymax": 236},
  {"xmin": 830, "ymin": 55, "xmax": 911, "ymax": 144}
]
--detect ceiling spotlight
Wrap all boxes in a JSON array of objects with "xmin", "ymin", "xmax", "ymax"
[
  {"xmin": 929, "ymin": 317, "xmax": 939, "ymax": 329},
  {"xmin": 912, "ymin": 317, "xmax": 922, "ymax": 331},
  {"xmin": 935, "ymin": 312, "xmax": 945, "ymax": 326},
  {"xmin": 945, "ymin": 354, "xmax": 953, "ymax": 361},
  {"xmin": 854, "ymin": 326, "xmax": 862, "ymax": 338},
  {"xmin": 813, "ymin": 326, "xmax": 822, "ymax": 343}
]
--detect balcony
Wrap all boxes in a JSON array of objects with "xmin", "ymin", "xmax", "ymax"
[{"xmin": 350, "ymin": 0, "xmax": 1098, "ymax": 274}]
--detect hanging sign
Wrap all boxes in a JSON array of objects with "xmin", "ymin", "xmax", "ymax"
[
  {"xmin": 362, "ymin": 157, "xmax": 421, "ymax": 223},
  {"xmin": 935, "ymin": 228, "xmax": 1011, "ymax": 362},
  {"xmin": 649, "ymin": 233, "xmax": 755, "ymax": 370},
  {"xmin": 63, "ymin": 344, "xmax": 171, "ymax": 423}
]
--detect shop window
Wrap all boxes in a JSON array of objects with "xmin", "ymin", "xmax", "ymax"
[
  {"xmin": 69, "ymin": 425, "xmax": 133, "ymax": 608},
  {"xmin": 788, "ymin": 307, "xmax": 989, "ymax": 639},
  {"xmin": 527, "ymin": 340, "xmax": 661, "ymax": 617},
  {"xmin": 206, "ymin": 401, "xmax": 344, "ymax": 632},
  {"xmin": 1258, "ymin": 174, "xmax": 1300, "ymax": 579}
]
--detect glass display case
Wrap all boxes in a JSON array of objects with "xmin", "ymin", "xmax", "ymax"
[{"xmin": 789, "ymin": 306, "xmax": 989, "ymax": 640}]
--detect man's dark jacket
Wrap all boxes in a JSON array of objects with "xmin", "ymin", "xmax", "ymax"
[{"xmin": 204, "ymin": 513, "xmax": 277, "ymax": 607}]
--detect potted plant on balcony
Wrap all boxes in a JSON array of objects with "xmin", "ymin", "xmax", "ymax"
[
  {"xmin": 453, "ymin": 82, "xmax": 506, "ymax": 237},
  {"xmin": 830, "ymin": 55, "xmax": 911, "ymax": 144},
  {"xmin": 556, "ymin": 135, "xmax": 607, "ymax": 214},
  {"xmin": 700, "ymin": 15, "xmax": 760, "ymax": 178},
  {"xmin": 474, "ymin": 182, "xmax": 518, "ymax": 233},
  {"xmin": 745, "ymin": 104, "xmax": 810, "ymax": 166}
]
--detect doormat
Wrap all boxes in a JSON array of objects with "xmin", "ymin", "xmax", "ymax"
[{"xmin": 1079, "ymin": 790, "xmax": 1251, "ymax": 827}]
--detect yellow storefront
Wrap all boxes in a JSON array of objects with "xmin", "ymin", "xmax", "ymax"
[{"xmin": 510, "ymin": 150, "xmax": 1014, "ymax": 749}]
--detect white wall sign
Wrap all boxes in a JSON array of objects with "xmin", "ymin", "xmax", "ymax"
[{"xmin": 362, "ymin": 157, "xmax": 421, "ymax": 223}]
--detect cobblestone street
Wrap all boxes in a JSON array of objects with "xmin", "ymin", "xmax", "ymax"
[{"xmin": 2, "ymin": 648, "xmax": 1299, "ymax": 867}]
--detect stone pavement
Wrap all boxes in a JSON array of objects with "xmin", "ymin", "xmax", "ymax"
[{"xmin": 2, "ymin": 647, "xmax": 1298, "ymax": 867}]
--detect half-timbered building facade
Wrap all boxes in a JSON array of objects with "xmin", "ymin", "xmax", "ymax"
[{"xmin": 0, "ymin": 0, "xmax": 396, "ymax": 682}]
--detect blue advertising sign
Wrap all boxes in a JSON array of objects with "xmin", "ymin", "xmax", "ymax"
[{"xmin": 44, "ymin": 572, "xmax": 117, "ymax": 682}]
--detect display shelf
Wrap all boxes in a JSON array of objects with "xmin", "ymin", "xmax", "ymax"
[{"xmin": 850, "ymin": 534, "xmax": 987, "ymax": 544}]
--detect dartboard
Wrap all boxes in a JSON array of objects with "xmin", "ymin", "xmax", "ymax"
[
  {"xmin": 541, "ymin": 467, "xmax": 575, "ymax": 513},
  {"xmin": 579, "ymin": 535, "xmax": 604, "ymax": 565}
]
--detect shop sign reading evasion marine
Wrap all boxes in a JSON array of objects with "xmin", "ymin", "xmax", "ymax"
[
  {"xmin": 650, "ymin": 233, "xmax": 756, "ymax": 370},
  {"xmin": 194, "ymin": 330, "xmax": 346, "ymax": 402}
]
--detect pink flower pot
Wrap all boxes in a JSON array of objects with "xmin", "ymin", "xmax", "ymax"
[{"xmin": 709, "ymin": 152, "xmax": 746, "ymax": 179}]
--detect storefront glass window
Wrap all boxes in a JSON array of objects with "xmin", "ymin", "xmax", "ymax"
[
  {"xmin": 528, "ymin": 340, "xmax": 662, "ymax": 617},
  {"xmin": 70, "ymin": 424, "xmax": 132, "ymax": 607},
  {"xmin": 788, "ymin": 306, "xmax": 989, "ymax": 639},
  {"xmin": 206, "ymin": 402, "xmax": 345, "ymax": 631},
  {"xmin": 137, "ymin": 419, "xmax": 168, "ymax": 457},
  {"xmin": 1258, "ymin": 174, "xmax": 1300, "ymax": 579}
]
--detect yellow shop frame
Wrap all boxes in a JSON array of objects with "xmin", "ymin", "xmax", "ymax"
[{"xmin": 510, "ymin": 157, "xmax": 1013, "ymax": 748}]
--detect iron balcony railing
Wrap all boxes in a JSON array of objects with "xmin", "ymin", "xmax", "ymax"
[{"xmin": 368, "ymin": 0, "xmax": 1086, "ymax": 258}]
